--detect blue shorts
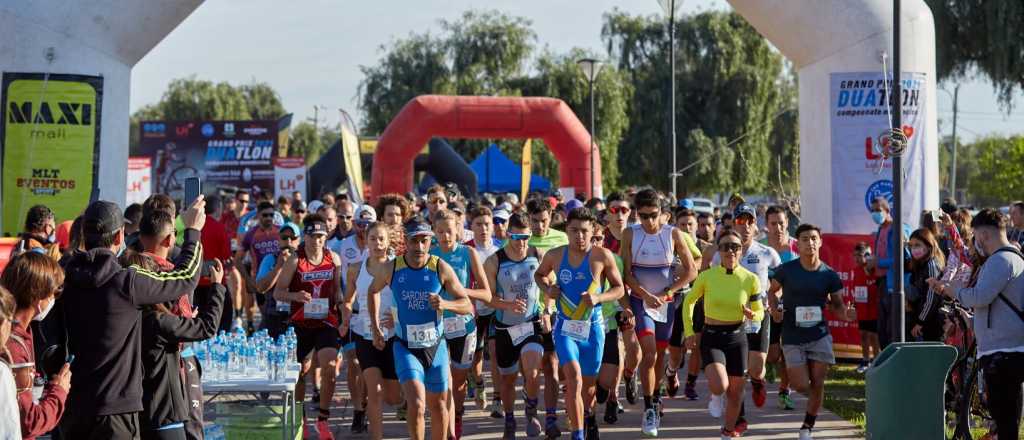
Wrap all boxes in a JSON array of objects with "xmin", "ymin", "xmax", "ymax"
[
  {"xmin": 629, "ymin": 295, "xmax": 676, "ymax": 347},
  {"xmin": 393, "ymin": 340, "xmax": 451, "ymax": 394},
  {"xmin": 553, "ymin": 318, "xmax": 605, "ymax": 377}
]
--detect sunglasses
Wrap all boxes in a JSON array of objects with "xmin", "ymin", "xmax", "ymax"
[
  {"xmin": 295, "ymin": 210, "xmax": 306, "ymax": 214},
  {"xmin": 261, "ymin": 213, "xmax": 275, "ymax": 218},
  {"xmin": 281, "ymin": 235, "xmax": 298, "ymax": 241},
  {"xmin": 609, "ymin": 206, "xmax": 630, "ymax": 215},
  {"xmin": 718, "ymin": 242, "xmax": 742, "ymax": 253},
  {"xmin": 338, "ymin": 215, "xmax": 354, "ymax": 220},
  {"xmin": 637, "ymin": 212, "xmax": 660, "ymax": 221},
  {"xmin": 493, "ymin": 218, "xmax": 507, "ymax": 225},
  {"xmin": 509, "ymin": 233, "xmax": 531, "ymax": 241},
  {"xmin": 429, "ymin": 199, "xmax": 447, "ymax": 205}
]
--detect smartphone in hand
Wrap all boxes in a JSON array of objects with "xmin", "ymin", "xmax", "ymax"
[{"xmin": 184, "ymin": 177, "xmax": 201, "ymax": 207}]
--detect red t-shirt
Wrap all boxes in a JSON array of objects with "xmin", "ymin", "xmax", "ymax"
[
  {"xmin": 852, "ymin": 266, "xmax": 880, "ymax": 322},
  {"xmin": 220, "ymin": 211, "xmax": 241, "ymax": 240},
  {"xmin": 200, "ymin": 217, "xmax": 231, "ymax": 286}
]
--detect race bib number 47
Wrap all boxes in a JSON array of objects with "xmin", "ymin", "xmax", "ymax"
[{"xmin": 795, "ymin": 306, "xmax": 823, "ymax": 327}]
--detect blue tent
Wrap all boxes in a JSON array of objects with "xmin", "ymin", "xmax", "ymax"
[{"xmin": 470, "ymin": 144, "xmax": 551, "ymax": 194}]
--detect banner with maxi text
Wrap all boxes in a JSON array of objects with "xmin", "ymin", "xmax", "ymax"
[{"xmin": 1, "ymin": 73, "xmax": 103, "ymax": 236}]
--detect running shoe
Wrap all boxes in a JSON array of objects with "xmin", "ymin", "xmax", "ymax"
[
  {"xmin": 526, "ymin": 407, "xmax": 542, "ymax": 437},
  {"xmin": 751, "ymin": 378, "xmax": 767, "ymax": 408},
  {"xmin": 603, "ymin": 400, "xmax": 619, "ymax": 425},
  {"xmin": 798, "ymin": 428, "xmax": 814, "ymax": 440},
  {"xmin": 720, "ymin": 428, "xmax": 741, "ymax": 438},
  {"xmin": 855, "ymin": 361, "xmax": 869, "ymax": 374},
  {"xmin": 350, "ymin": 410, "xmax": 367, "ymax": 434},
  {"xmin": 708, "ymin": 394, "xmax": 724, "ymax": 418},
  {"xmin": 624, "ymin": 374, "xmax": 638, "ymax": 405},
  {"xmin": 316, "ymin": 419, "xmax": 334, "ymax": 440},
  {"xmin": 734, "ymin": 417, "xmax": 748, "ymax": 434},
  {"xmin": 467, "ymin": 376, "xmax": 477, "ymax": 400},
  {"xmin": 683, "ymin": 381, "xmax": 698, "ymax": 401},
  {"xmin": 584, "ymin": 414, "xmax": 599, "ymax": 440},
  {"xmin": 503, "ymin": 418, "xmax": 517, "ymax": 440},
  {"xmin": 779, "ymin": 392, "xmax": 795, "ymax": 410},
  {"xmin": 641, "ymin": 408, "xmax": 658, "ymax": 437},
  {"xmin": 666, "ymin": 371, "xmax": 680, "ymax": 398},
  {"xmin": 490, "ymin": 399, "xmax": 504, "ymax": 418}
]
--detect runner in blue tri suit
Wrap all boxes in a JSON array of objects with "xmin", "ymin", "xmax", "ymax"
[
  {"xmin": 534, "ymin": 208, "xmax": 625, "ymax": 440},
  {"xmin": 365, "ymin": 219, "xmax": 485, "ymax": 440},
  {"xmin": 429, "ymin": 209, "xmax": 491, "ymax": 439}
]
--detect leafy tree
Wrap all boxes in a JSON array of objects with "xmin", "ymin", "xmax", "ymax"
[
  {"xmin": 964, "ymin": 136, "xmax": 1024, "ymax": 207},
  {"xmin": 441, "ymin": 10, "xmax": 536, "ymax": 96},
  {"xmin": 358, "ymin": 34, "xmax": 453, "ymax": 135}
]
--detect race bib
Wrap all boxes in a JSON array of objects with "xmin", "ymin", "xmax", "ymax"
[
  {"xmin": 853, "ymin": 286, "xmax": 869, "ymax": 303},
  {"xmin": 645, "ymin": 301, "xmax": 669, "ymax": 323},
  {"xmin": 304, "ymin": 298, "xmax": 329, "ymax": 320},
  {"xmin": 461, "ymin": 331, "xmax": 477, "ymax": 364},
  {"xmin": 275, "ymin": 301, "xmax": 291, "ymax": 314},
  {"xmin": 352, "ymin": 314, "xmax": 370, "ymax": 337},
  {"xmin": 508, "ymin": 322, "xmax": 535, "ymax": 345},
  {"xmin": 795, "ymin": 306, "xmax": 823, "ymax": 327},
  {"xmin": 561, "ymin": 319, "xmax": 591, "ymax": 342},
  {"xmin": 406, "ymin": 322, "xmax": 439, "ymax": 348},
  {"xmin": 444, "ymin": 317, "xmax": 467, "ymax": 338},
  {"xmin": 744, "ymin": 318, "xmax": 761, "ymax": 335}
]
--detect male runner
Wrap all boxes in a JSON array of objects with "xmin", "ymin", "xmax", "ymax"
[
  {"xmin": 466, "ymin": 206, "xmax": 505, "ymax": 416},
  {"xmin": 762, "ymin": 205, "xmax": 799, "ymax": 409},
  {"xmin": 535, "ymin": 208, "xmax": 625, "ymax": 440},
  {"xmin": 603, "ymin": 193, "xmax": 642, "ymax": 407}
]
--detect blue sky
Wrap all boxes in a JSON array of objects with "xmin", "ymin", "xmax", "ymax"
[{"xmin": 130, "ymin": 0, "xmax": 1024, "ymax": 143}]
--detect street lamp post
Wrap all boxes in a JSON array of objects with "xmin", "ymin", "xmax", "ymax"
[
  {"xmin": 577, "ymin": 58, "xmax": 603, "ymax": 199},
  {"xmin": 658, "ymin": 0, "xmax": 681, "ymax": 199}
]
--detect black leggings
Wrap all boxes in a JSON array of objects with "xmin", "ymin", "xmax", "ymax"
[{"xmin": 981, "ymin": 351, "xmax": 1024, "ymax": 440}]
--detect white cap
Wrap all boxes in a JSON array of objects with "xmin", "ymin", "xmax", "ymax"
[
  {"xmin": 307, "ymin": 200, "xmax": 325, "ymax": 214},
  {"xmin": 355, "ymin": 204, "xmax": 377, "ymax": 223},
  {"xmin": 493, "ymin": 208, "xmax": 511, "ymax": 221}
]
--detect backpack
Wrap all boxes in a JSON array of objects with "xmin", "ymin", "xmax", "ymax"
[{"xmin": 987, "ymin": 247, "xmax": 1024, "ymax": 326}]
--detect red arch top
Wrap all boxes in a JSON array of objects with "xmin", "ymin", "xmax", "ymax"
[{"xmin": 370, "ymin": 95, "xmax": 601, "ymax": 200}]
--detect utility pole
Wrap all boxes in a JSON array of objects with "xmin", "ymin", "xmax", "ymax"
[
  {"xmin": 658, "ymin": 0, "xmax": 681, "ymax": 199},
  {"xmin": 949, "ymin": 84, "xmax": 959, "ymax": 201},
  {"xmin": 892, "ymin": 0, "xmax": 906, "ymax": 343}
]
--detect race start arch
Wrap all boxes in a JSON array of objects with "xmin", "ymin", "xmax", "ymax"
[{"xmin": 370, "ymin": 95, "xmax": 601, "ymax": 199}]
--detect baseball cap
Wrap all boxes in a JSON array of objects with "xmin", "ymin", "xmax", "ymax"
[
  {"xmin": 279, "ymin": 222, "xmax": 301, "ymax": 237},
  {"xmin": 304, "ymin": 220, "xmax": 329, "ymax": 236},
  {"xmin": 82, "ymin": 201, "xmax": 124, "ymax": 235},
  {"xmin": 293, "ymin": 200, "xmax": 308, "ymax": 213},
  {"xmin": 497, "ymin": 202, "xmax": 513, "ymax": 212},
  {"xmin": 565, "ymin": 199, "xmax": 584, "ymax": 213},
  {"xmin": 355, "ymin": 204, "xmax": 377, "ymax": 226},
  {"xmin": 493, "ymin": 209, "xmax": 511, "ymax": 223},
  {"xmin": 678, "ymin": 199, "xmax": 695, "ymax": 209},
  {"xmin": 404, "ymin": 219, "xmax": 434, "ymax": 237},
  {"xmin": 734, "ymin": 202, "xmax": 757, "ymax": 220},
  {"xmin": 306, "ymin": 200, "xmax": 324, "ymax": 214}
]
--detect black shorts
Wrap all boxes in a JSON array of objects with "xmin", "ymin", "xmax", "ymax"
[
  {"xmin": 746, "ymin": 314, "xmax": 770, "ymax": 353},
  {"xmin": 339, "ymin": 330, "xmax": 357, "ymax": 352},
  {"xmin": 476, "ymin": 314, "xmax": 495, "ymax": 350},
  {"xmin": 700, "ymin": 323, "xmax": 748, "ymax": 377},
  {"xmin": 541, "ymin": 326, "xmax": 556, "ymax": 353},
  {"xmin": 296, "ymin": 325, "xmax": 341, "ymax": 362},
  {"xmin": 858, "ymin": 320, "xmax": 878, "ymax": 333},
  {"xmin": 354, "ymin": 334, "xmax": 398, "ymax": 380},
  {"xmin": 493, "ymin": 320, "xmax": 545, "ymax": 373},
  {"xmin": 602, "ymin": 329, "xmax": 620, "ymax": 365},
  {"xmin": 769, "ymin": 316, "xmax": 782, "ymax": 345},
  {"xmin": 446, "ymin": 334, "xmax": 476, "ymax": 369},
  {"xmin": 692, "ymin": 298, "xmax": 705, "ymax": 333},
  {"xmin": 670, "ymin": 304, "xmax": 686, "ymax": 348}
]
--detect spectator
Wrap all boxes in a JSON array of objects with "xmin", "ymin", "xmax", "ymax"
[
  {"xmin": 907, "ymin": 228, "xmax": 945, "ymax": 342},
  {"xmin": 1, "ymin": 253, "xmax": 70, "ymax": 440},
  {"xmin": 851, "ymin": 243, "xmax": 881, "ymax": 373},
  {"xmin": 198, "ymin": 195, "xmax": 235, "ymax": 333},
  {"xmin": 10, "ymin": 205, "xmax": 60, "ymax": 261},
  {"xmin": 0, "ymin": 286, "xmax": 19, "ymax": 439},
  {"xmin": 1007, "ymin": 201, "xmax": 1024, "ymax": 248},
  {"xmin": 54, "ymin": 220, "xmax": 75, "ymax": 255},
  {"xmin": 128, "ymin": 195, "xmax": 177, "ymax": 255},
  {"xmin": 123, "ymin": 204, "xmax": 143, "ymax": 236},
  {"xmin": 931, "ymin": 208, "xmax": 1024, "ymax": 439},
  {"xmin": 59, "ymin": 199, "xmax": 205, "ymax": 439},
  {"xmin": 867, "ymin": 196, "xmax": 911, "ymax": 348},
  {"xmin": 919, "ymin": 210, "xmax": 948, "ymax": 258}
]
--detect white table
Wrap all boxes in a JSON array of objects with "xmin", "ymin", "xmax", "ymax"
[{"xmin": 202, "ymin": 364, "xmax": 301, "ymax": 440}]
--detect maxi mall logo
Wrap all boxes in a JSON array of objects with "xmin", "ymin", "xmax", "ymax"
[{"xmin": 7, "ymin": 101, "xmax": 93, "ymax": 125}]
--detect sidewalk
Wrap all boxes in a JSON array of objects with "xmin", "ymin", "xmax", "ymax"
[{"xmin": 320, "ymin": 371, "xmax": 864, "ymax": 439}]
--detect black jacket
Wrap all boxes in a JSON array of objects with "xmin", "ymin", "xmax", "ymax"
[
  {"xmin": 141, "ymin": 282, "xmax": 224, "ymax": 430},
  {"xmin": 62, "ymin": 229, "xmax": 203, "ymax": 417}
]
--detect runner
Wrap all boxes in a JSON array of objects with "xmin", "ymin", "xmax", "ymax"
[
  {"xmin": 604, "ymin": 192, "xmax": 642, "ymax": 407},
  {"xmin": 365, "ymin": 219, "xmax": 483, "ymax": 440},
  {"xmin": 671, "ymin": 207, "xmax": 707, "ymax": 401},
  {"xmin": 709, "ymin": 204, "xmax": 781, "ymax": 422},
  {"xmin": 272, "ymin": 214, "xmax": 343, "ymax": 440},
  {"xmin": 682, "ymin": 229, "xmax": 762, "ymax": 438},
  {"xmin": 340, "ymin": 222, "xmax": 403, "ymax": 440},
  {"xmin": 484, "ymin": 212, "xmax": 546, "ymax": 439},
  {"xmin": 768, "ymin": 224, "xmax": 857, "ymax": 440},
  {"xmin": 466, "ymin": 206, "xmax": 505, "ymax": 417},
  {"xmin": 236, "ymin": 201, "xmax": 281, "ymax": 331},
  {"xmin": 430, "ymin": 209, "xmax": 492, "ymax": 439},
  {"xmin": 619, "ymin": 189, "xmax": 697, "ymax": 437},
  {"xmin": 762, "ymin": 205, "xmax": 799, "ymax": 410},
  {"xmin": 337, "ymin": 204, "xmax": 376, "ymax": 432},
  {"xmin": 592, "ymin": 226, "xmax": 633, "ymax": 425},
  {"xmin": 534, "ymin": 207, "xmax": 625, "ymax": 440}
]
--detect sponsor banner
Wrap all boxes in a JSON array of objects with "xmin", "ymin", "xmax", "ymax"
[
  {"xmin": 1, "ymin": 73, "xmax": 103, "ymax": 236},
  {"xmin": 137, "ymin": 119, "xmax": 281, "ymax": 200},
  {"xmin": 830, "ymin": 72, "xmax": 928, "ymax": 234},
  {"xmin": 521, "ymin": 139, "xmax": 532, "ymax": 202},
  {"xmin": 821, "ymin": 233, "xmax": 873, "ymax": 359},
  {"xmin": 274, "ymin": 157, "xmax": 306, "ymax": 202},
  {"xmin": 339, "ymin": 110, "xmax": 364, "ymax": 203},
  {"xmin": 126, "ymin": 157, "xmax": 153, "ymax": 206}
]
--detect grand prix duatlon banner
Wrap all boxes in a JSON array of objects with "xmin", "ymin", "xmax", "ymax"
[{"xmin": 1, "ymin": 73, "xmax": 103, "ymax": 236}]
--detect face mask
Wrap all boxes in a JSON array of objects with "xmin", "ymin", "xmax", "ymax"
[
  {"xmin": 871, "ymin": 212, "xmax": 886, "ymax": 225},
  {"xmin": 911, "ymin": 247, "xmax": 927, "ymax": 259},
  {"xmin": 33, "ymin": 299, "xmax": 54, "ymax": 321}
]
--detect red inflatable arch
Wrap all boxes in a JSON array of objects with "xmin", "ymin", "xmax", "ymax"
[{"xmin": 370, "ymin": 95, "xmax": 601, "ymax": 200}]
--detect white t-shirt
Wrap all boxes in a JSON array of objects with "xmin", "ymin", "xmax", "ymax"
[
  {"xmin": 0, "ymin": 362, "xmax": 20, "ymax": 440},
  {"xmin": 336, "ymin": 235, "xmax": 368, "ymax": 288},
  {"xmin": 711, "ymin": 241, "xmax": 782, "ymax": 294}
]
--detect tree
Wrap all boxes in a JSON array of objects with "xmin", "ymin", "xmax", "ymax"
[
  {"xmin": 602, "ymin": 9, "xmax": 795, "ymax": 196},
  {"xmin": 964, "ymin": 136, "xmax": 1024, "ymax": 207},
  {"xmin": 926, "ymin": 1, "xmax": 1024, "ymax": 110}
]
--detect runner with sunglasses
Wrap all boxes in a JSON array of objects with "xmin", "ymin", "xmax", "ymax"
[
  {"xmin": 534, "ymin": 207, "xmax": 625, "ymax": 440},
  {"xmin": 604, "ymin": 193, "xmax": 643, "ymax": 408},
  {"xmin": 682, "ymin": 230, "xmax": 762, "ymax": 438},
  {"xmin": 619, "ymin": 189, "xmax": 697, "ymax": 437},
  {"xmin": 592, "ymin": 224, "xmax": 633, "ymax": 425},
  {"xmin": 484, "ymin": 213, "xmax": 547, "ymax": 439}
]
